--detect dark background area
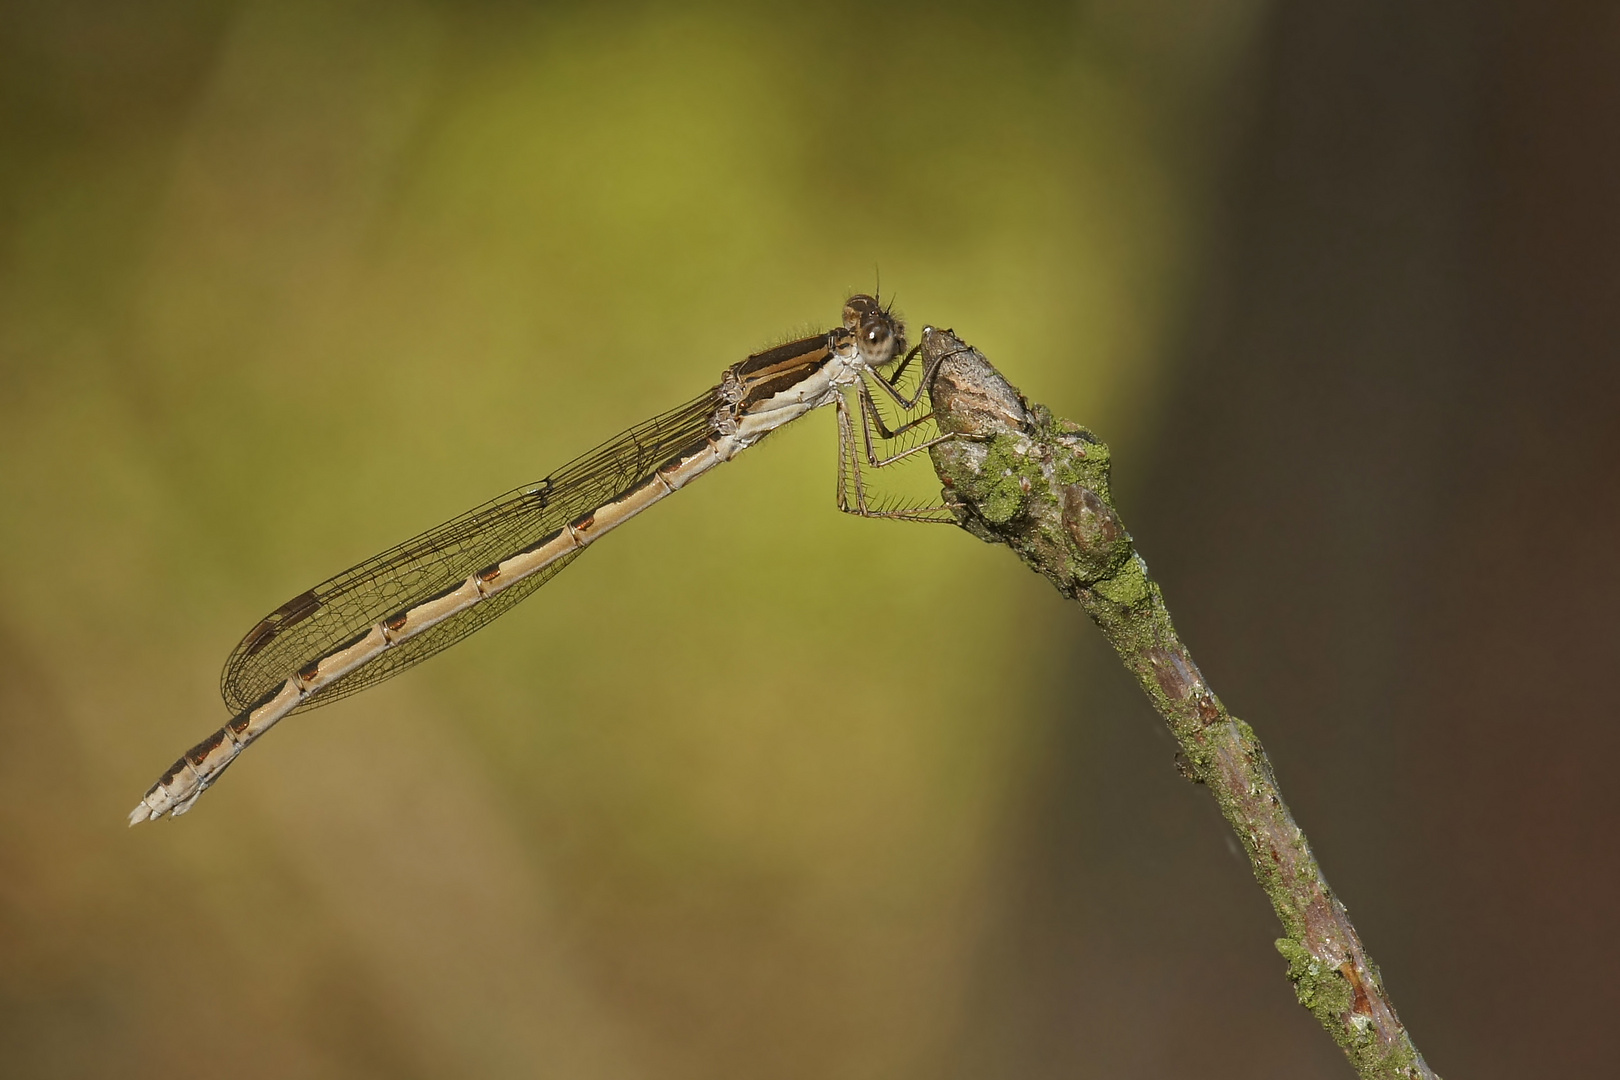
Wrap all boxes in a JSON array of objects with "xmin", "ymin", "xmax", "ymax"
[
  {"xmin": 974, "ymin": 3, "xmax": 1617, "ymax": 1077},
  {"xmin": 2, "ymin": 2, "xmax": 1615, "ymax": 1077}
]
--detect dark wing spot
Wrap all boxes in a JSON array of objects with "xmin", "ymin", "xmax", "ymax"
[{"xmin": 242, "ymin": 590, "xmax": 322, "ymax": 658}]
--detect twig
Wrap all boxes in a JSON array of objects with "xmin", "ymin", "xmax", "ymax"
[{"xmin": 921, "ymin": 326, "xmax": 1439, "ymax": 1080}]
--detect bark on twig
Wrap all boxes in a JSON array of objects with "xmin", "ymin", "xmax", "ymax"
[{"xmin": 922, "ymin": 327, "xmax": 1439, "ymax": 1080}]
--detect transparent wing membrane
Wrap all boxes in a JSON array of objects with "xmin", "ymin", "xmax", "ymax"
[{"xmin": 220, "ymin": 388, "xmax": 721, "ymax": 714}]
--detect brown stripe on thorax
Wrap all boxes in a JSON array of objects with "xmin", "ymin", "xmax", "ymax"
[
  {"xmin": 738, "ymin": 333, "xmax": 831, "ymax": 376},
  {"xmin": 734, "ymin": 335, "xmax": 832, "ymax": 407}
]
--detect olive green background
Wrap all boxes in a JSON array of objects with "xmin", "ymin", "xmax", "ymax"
[{"xmin": 4, "ymin": 3, "xmax": 1616, "ymax": 1078}]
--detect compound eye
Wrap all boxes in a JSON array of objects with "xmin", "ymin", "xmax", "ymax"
[
  {"xmin": 859, "ymin": 321, "xmax": 897, "ymax": 364},
  {"xmin": 843, "ymin": 294, "xmax": 879, "ymax": 330}
]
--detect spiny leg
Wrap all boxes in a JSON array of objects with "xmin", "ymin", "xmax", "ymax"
[
  {"xmin": 834, "ymin": 339, "xmax": 987, "ymax": 522},
  {"xmin": 867, "ymin": 342, "xmax": 974, "ymax": 413},
  {"xmin": 834, "ymin": 386, "xmax": 969, "ymax": 523},
  {"xmin": 855, "ymin": 375, "xmax": 946, "ymax": 456},
  {"xmin": 835, "ymin": 390, "xmax": 865, "ymax": 515},
  {"xmin": 857, "ymin": 379, "xmax": 959, "ymax": 468},
  {"xmin": 881, "ymin": 343, "xmax": 925, "ymax": 401}
]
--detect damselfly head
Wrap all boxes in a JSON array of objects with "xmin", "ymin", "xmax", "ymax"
[{"xmin": 843, "ymin": 293, "xmax": 907, "ymax": 368}]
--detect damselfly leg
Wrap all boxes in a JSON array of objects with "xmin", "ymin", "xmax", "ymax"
[{"xmin": 834, "ymin": 345, "xmax": 981, "ymax": 522}]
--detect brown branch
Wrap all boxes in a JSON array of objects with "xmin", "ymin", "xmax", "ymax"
[{"xmin": 921, "ymin": 326, "xmax": 1439, "ymax": 1080}]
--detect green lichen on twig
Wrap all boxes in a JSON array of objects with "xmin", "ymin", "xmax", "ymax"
[{"xmin": 921, "ymin": 326, "xmax": 1439, "ymax": 1080}]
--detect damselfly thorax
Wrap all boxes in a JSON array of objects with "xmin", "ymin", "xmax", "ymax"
[{"xmin": 129, "ymin": 294, "xmax": 962, "ymax": 825}]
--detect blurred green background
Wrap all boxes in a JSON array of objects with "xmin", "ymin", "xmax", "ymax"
[{"xmin": 4, "ymin": 2, "xmax": 1618, "ymax": 1078}]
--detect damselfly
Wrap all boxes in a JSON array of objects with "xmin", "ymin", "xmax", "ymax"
[{"xmin": 130, "ymin": 295, "xmax": 962, "ymax": 824}]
